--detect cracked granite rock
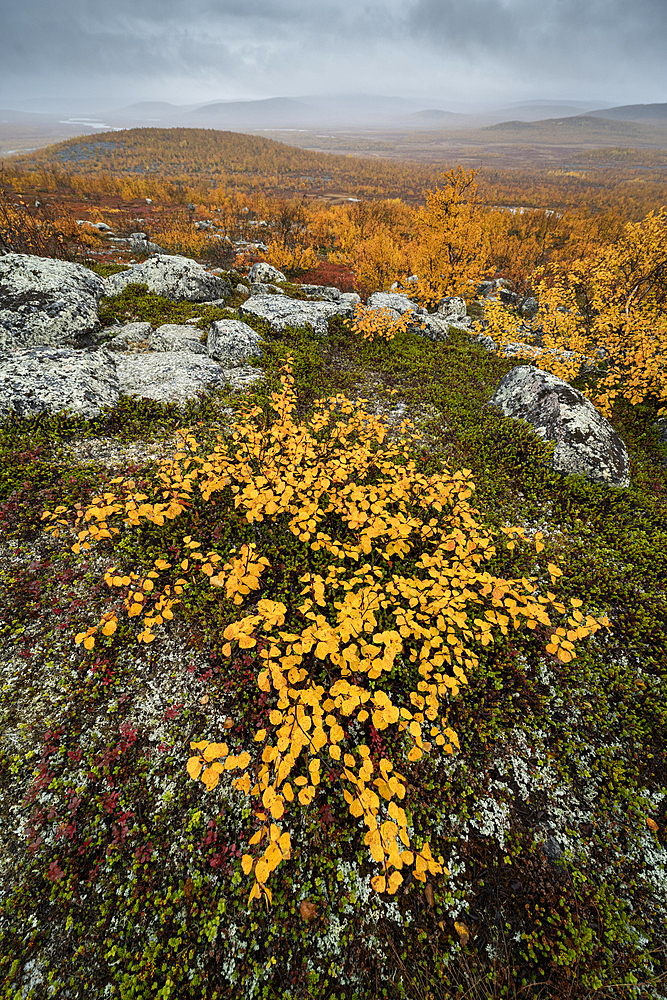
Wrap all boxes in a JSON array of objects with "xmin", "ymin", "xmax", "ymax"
[
  {"xmin": 239, "ymin": 295, "xmax": 356, "ymax": 338},
  {"xmin": 148, "ymin": 324, "xmax": 207, "ymax": 354},
  {"xmin": 207, "ymin": 319, "xmax": 264, "ymax": 366},
  {"xmin": 104, "ymin": 254, "xmax": 232, "ymax": 302},
  {"xmin": 0, "ymin": 253, "xmax": 105, "ymax": 349},
  {"xmin": 488, "ymin": 365, "xmax": 630, "ymax": 487},
  {"xmin": 0, "ymin": 346, "xmax": 119, "ymax": 419}
]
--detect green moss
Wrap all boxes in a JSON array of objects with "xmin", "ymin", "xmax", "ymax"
[
  {"xmin": 98, "ymin": 283, "xmax": 230, "ymax": 331},
  {"xmin": 85, "ymin": 263, "xmax": 132, "ymax": 278}
]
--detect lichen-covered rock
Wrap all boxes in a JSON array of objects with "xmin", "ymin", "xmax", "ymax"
[
  {"xmin": 207, "ymin": 320, "xmax": 263, "ymax": 366},
  {"xmin": 366, "ymin": 292, "xmax": 426, "ymax": 316},
  {"xmin": 104, "ymin": 255, "xmax": 231, "ymax": 302},
  {"xmin": 299, "ymin": 285, "xmax": 361, "ymax": 309},
  {"xmin": 222, "ymin": 365, "xmax": 265, "ymax": 390},
  {"xmin": 249, "ymin": 282, "xmax": 284, "ymax": 296},
  {"xmin": 106, "ymin": 322, "xmax": 153, "ymax": 351},
  {"xmin": 248, "ymin": 262, "xmax": 286, "ymax": 283},
  {"xmin": 148, "ymin": 324, "xmax": 207, "ymax": 354},
  {"xmin": 239, "ymin": 295, "xmax": 355, "ymax": 337},
  {"xmin": 437, "ymin": 296, "xmax": 467, "ymax": 319},
  {"xmin": 414, "ymin": 314, "xmax": 452, "ymax": 341},
  {"xmin": 113, "ymin": 352, "xmax": 232, "ymax": 405},
  {"xmin": 488, "ymin": 366, "xmax": 630, "ymax": 487},
  {"xmin": 0, "ymin": 254, "xmax": 105, "ymax": 349},
  {"xmin": 0, "ymin": 347, "xmax": 119, "ymax": 418}
]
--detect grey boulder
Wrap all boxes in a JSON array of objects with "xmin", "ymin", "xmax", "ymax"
[
  {"xmin": 437, "ymin": 296, "xmax": 467, "ymax": 319},
  {"xmin": 104, "ymin": 255, "xmax": 231, "ymax": 302},
  {"xmin": 106, "ymin": 322, "xmax": 152, "ymax": 351},
  {"xmin": 488, "ymin": 365, "xmax": 630, "ymax": 488},
  {"xmin": 239, "ymin": 295, "xmax": 355, "ymax": 337},
  {"xmin": 0, "ymin": 347, "xmax": 119, "ymax": 419},
  {"xmin": 299, "ymin": 284, "xmax": 361, "ymax": 307},
  {"xmin": 249, "ymin": 262, "xmax": 286, "ymax": 283},
  {"xmin": 207, "ymin": 320, "xmax": 263, "ymax": 365},
  {"xmin": 366, "ymin": 292, "xmax": 426, "ymax": 316},
  {"xmin": 114, "ymin": 352, "xmax": 230, "ymax": 406},
  {"xmin": 250, "ymin": 282, "xmax": 284, "ymax": 296},
  {"xmin": 148, "ymin": 324, "xmax": 207, "ymax": 354},
  {"xmin": 0, "ymin": 254, "xmax": 105, "ymax": 349}
]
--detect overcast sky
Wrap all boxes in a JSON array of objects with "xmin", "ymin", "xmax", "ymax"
[{"xmin": 1, "ymin": 0, "xmax": 666, "ymax": 110}]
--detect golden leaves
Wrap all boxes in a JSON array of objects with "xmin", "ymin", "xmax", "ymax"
[
  {"xmin": 351, "ymin": 303, "xmax": 422, "ymax": 343},
  {"xmin": 55, "ymin": 361, "xmax": 612, "ymax": 908}
]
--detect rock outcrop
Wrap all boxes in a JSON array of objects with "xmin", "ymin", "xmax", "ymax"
[
  {"xmin": 207, "ymin": 320, "xmax": 264, "ymax": 365},
  {"xmin": 249, "ymin": 262, "xmax": 286, "ymax": 284},
  {"xmin": 106, "ymin": 322, "xmax": 153, "ymax": 351},
  {"xmin": 0, "ymin": 254, "xmax": 105, "ymax": 350},
  {"xmin": 299, "ymin": 285, "xmax": 361, "ymax": 306},
  {"xmin": 148, "ymin": 324, "xmax": 207, "ymax": 354},
  {"xmin": 104, "ymin": 255, "xmax": 232, "ymax": 302},
  {"xmin": 488, "ymin": 366, "xmax": 630, "ymax": 487},
  {"xmin": 0, "ymin": 347, "xmax": 120, "ymax": 419},
  {"xmin": 239, "ymin": 295, "xmax": 356, "ymax": 337},
  {"xmin": 114, "ymin": 352, "xmax": 232, "ymax": 406},
  {"xmin": 366, "ymin": 292, "xmax": 426, "ymax": 316}
]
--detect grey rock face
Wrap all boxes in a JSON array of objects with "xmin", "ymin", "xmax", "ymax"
[
  {"xmin": 366, "ymin": 292, "xmax": 426, "ymax": 316},
  {"xmin": 0, "ymin": 347, "xmax": 120, "ymax": 419},
  {"xmin": 488, "ymin": 366, "xmax": 630, "ymax": 488},
  {"xmin": 521, "ymin": 296, "xmax": 539, "ymax": 318},
  {"xmin": 239, "ymin": 295, "xmax": 355, "ymax": 337},
  {"xmin": 249, "ymin": 262, "xmax": 286, "ymax": 283},
  {"xmin": 222, "ymin": 366, "xmax": 265, "ymax": 390},
  {"xmin": 250, "ymin": 282, "xmax": 284, "ymax": 296},
  {"xmin": 298, "ymin": 285, "xmax": 361, "ymax": 309},
  {"xmin": 437, "ymin": 296, "xmax": 467, "ymax": 319},
  {"xmin": 0, "ymin": 254, "xmax": 105, "ymax": 349},
  {"xmin": 148, "ymin": 324, "xmax": 207, "ymax": 354},
  {"xmin": 104, "ymin": 255, "xmax": 231, "ymax": 302},
  {"xmin": 207, "ymin": 320, "xmax": 263, "ymax": 365},
  {"xmin": 414, "ymin": 314, "xmax": 451, "ymax": 341},
  {"xmin": 114, "ymin": 352, "xmax": 230, "ymax": 406},
  {"xmin": 106, "ymin": 322, "xmax": 153, "ymax": 351}
]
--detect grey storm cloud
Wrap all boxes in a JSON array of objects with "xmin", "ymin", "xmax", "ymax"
[{"xmin": 0, "ymin": 0, "xmax": 665, "ymax": 104}]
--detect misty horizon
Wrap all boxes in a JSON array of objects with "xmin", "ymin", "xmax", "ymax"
[{"xmin": 2, "ymin": 0, "xmax": 666, "ymax": 112}]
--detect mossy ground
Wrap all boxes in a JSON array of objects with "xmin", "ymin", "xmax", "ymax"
[{"xmin": 1, "ymin": 281, "xmax": 666, "ymax": 1000}]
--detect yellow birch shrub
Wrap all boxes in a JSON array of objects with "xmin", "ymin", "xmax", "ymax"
[
  {"xmin": 151, "ymin": 209, "xmax": 212, "ymax": 257},
  {"xmin": 264, "ymin": 240, "xmax": 318, "ymax": 274},
  {"xmin": 476, "ymin": 278, "xmax": 594, "ymax": 385},
  {"xmin": 43, "ymin": 364, "xmax": 608, "ymax": 906},
  {"xmin": 331, "ymin": 226, "xmax": 407, "ymax": 293},
  {"xmin": 406, "ymin": 167, "xmax": 492, "ymax": 307},
  {"xmin": 477, "ymin": 208, "xmax": 667, "ymax": 415},
  {"xmin": 351, "ymin": 303, "xmax": 423, "ymax": 342}
]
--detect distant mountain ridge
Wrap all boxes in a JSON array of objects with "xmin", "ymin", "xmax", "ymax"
[{"xmin": 584, "ymin": 103, "xmax": 667, "ymax": 124}]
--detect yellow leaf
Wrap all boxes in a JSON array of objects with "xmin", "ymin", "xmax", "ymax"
[
  {"xmin": 203, "ymin": 742, "xmax": 229, "ymax": 762},
  {"xmin": 371, "ymin": 875, "xmax": 386, "ymax": 893},
  {"xmin": 454, "ymin": 920, "xmax": 470, "ymax": 946},
  {"xmin": 186, "ymin": 756, "xmax": 202, "ymax": 780},
  {"xmin": 270, "ymin": 797, "xmax": 285, "ymax": 819},
  {"xmin": 387, "ymin": 870, "xmax": 403, "ymax": 894},
  {"xmin": 241, "ymin": 854, "xmax": 254, "ymax": 874},
  {"xmin": 83, "ymin": 635, "xmax": 95, "ymax": 651},
  {"xmin": 201, "ymin": 768, "xmax": 220, "ymax": 791},
  {"xmin": 255, "ymin": 857, "xmax": 270, "ymax": 884}
]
